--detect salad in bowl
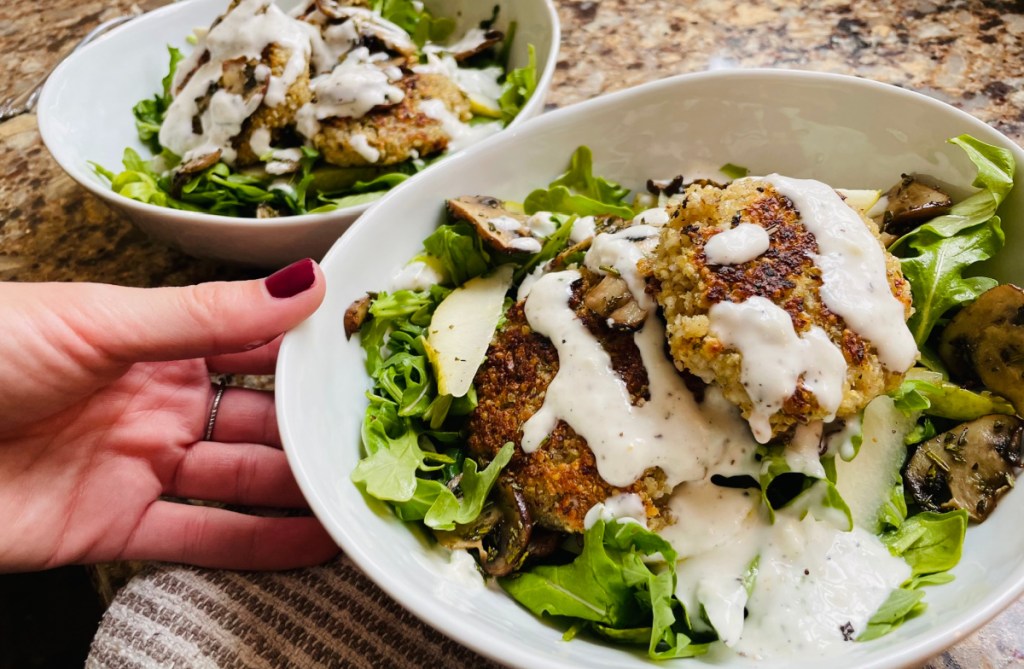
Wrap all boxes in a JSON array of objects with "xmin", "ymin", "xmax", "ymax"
[{"xmin": 275, "ymin": 71, "xmax": 1024, "ymax": 668}]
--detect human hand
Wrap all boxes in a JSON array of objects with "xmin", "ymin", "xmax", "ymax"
[{"xmin": 0, "ymin": 259, "xmax": 339, "ymax": 572}]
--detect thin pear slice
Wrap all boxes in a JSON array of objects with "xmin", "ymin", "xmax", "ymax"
[
  {"xmin": 835, "ymin": 188, "xmax": 882, "ymax": 216},
  {"xmin": 426, "ymin": 265, "xmax": 515, "ymax": 398}
]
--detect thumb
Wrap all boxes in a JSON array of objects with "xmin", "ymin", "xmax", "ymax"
[{"xmin": 75, "ymin": 258, "xmax": 326, "ymax": 364}]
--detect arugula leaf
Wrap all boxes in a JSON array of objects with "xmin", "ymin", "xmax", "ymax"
[
  {"xmin": 524, "ymin": 147, "xmax": 635, "ymax": 218},
  {"xmin": 719, "ymin": 163, "xmax": 749, "ymax": 179},
  {"xmin": 422, "ymin": 222, "xmax": 493, "ymax": 286},
  {"xmin": 892, "ymin": 135, "xmax": 1014, "ymax": 345},
  {"xmin": 499, "ymin": 44, "xmax": 537, "ymax": 124},
  {"xmin": 858, "ymin": 587, "xmax": 927, "ymax": 641},
  {"xmin": 132, "ymin": 46, "xmax": 182, "ymax": 152},
  {"xmin": 353, "ymin": 399, "xmax": 425, "ymax": 502},
  {"xmin": 890, "ymin": 368, "xmax": 1015, "ymax": 420},
  {"xmin": 881, "ymin": 510, "xmax": 968, "ymax": 576},
  {"xmin": 501, "ymin": 519, "xmax": 706, "ymax": 659},
  {"xmin": 392, "ymin": 443, "xmax": 513, "ymax": 529},
  {"xmin": 371, "ymin": 0, "xmax": 454, "ymax": 46},
  {"xmin": 513, "ymin": 214, "xmax": 575, "ymax": 281}
]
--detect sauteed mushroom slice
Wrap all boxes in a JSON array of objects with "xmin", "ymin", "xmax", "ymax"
[
  {"xmin": 938, "ymin": 284, "xmax": 1024, "ymax": 415},
  {"xmin": 479, "ymin": 481, "xmax": 534, "ymax": 576},
  {"xmin": 446, "ymin": 196, "xmax": 540, "ymax": 254},
  {"xmin": 343, "ymin": 293, "xmax": 375, "ymax": 339},
  {"xmin": 880, "ymin": 174, "xmax": 953, "ymax": 236},
  {"xmin": 583, "ymin": 274, "xmax": 647, "ymax": 331},
  {"xmin": 904, "ymin": 414, "xmax": 1024, "ymax": 522},
  {"xmin": 449, "ymin": 30, "xmax": 504, "ymax": 61}
]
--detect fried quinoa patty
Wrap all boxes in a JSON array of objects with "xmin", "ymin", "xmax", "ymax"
[
  {"xmin": 312, "ymin": 72, "xmax": 470, "ymax": 167},
  {"xmin": 651, "ymin": 178, "xmax": 913, "ymax": 439},
  {"xmin": 467, "ymin": 272, "xmax": 670, "ymax": 534}
]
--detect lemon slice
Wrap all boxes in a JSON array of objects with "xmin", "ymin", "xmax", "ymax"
[{"xmin": 425, "ymin": 265, "xmax": 514, "ymax": 397}]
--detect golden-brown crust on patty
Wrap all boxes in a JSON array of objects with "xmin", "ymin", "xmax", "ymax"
[
  {"xmin": 467, "ymin": 273, "xmax": 669, "ymax": 534},
  {"xmin": 652, "ymin": 178, "xmax": 913, "ymax": 439},
  {"xmin": 313, "ymin": 73, "xmax": 470, "ymax": 167}
]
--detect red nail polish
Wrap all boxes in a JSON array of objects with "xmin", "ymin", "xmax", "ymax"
[{"xmin": 266, "ymin": 258, "xmax": 316, "ymax": 298}]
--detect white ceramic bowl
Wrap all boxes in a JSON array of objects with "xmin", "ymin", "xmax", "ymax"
[
  {"xmin": 37, "ymin": 0, "xmax": 559, "ymax": 267},
  {"xmin": 276, "ymin": 70, "xmax": 1024, "ymax": 668}
]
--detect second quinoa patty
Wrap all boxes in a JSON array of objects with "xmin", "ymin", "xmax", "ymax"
[
  {"xmin": 467, "ymin": 271, "xmax": 671, "ymax": 534},
  {"xmin": 651, "ymin": 178, "xmax": 913, "ymax": 440}
]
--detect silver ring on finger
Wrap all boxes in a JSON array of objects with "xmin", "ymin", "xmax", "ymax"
[{"xmin": 204, "ymin": 381, "xmax": 228, "ymax": 441}]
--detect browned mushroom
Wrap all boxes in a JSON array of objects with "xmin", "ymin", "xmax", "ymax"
[
  {"xmin": 938, "ymin": 284, "xmax": 1024, "ymax": 415},
  {"xmin": 170, "ymin": 148, "xmax": 223, "ymax": 195},
  {"xmin": 449, "ymin": 30, "xmax": 504, "ymax": 61},
  {"xmin": 343, "ymin": 293, "xmax": 375, "ymax": 339},
  {"xmin": 903, "ymin": 414, "xmax": 1024, "ymax": 521},
  {"xmin": 583, "ymin": 274, "xmax": 648, "ymax": 330},
  {"xmin": 446, "ymin": 195, "xmax": 541, "ymax": 254},
  {"xmin": 478, "ymin": 482, "xmax": 534, "ymax": 576},
  {"xmin": 310, "ymin": 0, "xmax": 417, "ymax": 57},
  {"xmin": 880, "ymin": 174, "xmax": 953, "ymax": 236}
]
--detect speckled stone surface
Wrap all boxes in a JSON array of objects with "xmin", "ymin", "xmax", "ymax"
[{"xmin": 4, "ymin": 0, "xmax": 1024, "ymax": 665}]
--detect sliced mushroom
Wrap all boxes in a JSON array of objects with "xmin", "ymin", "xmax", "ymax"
[
  {"xmin": 170, "ymin": 148, "xmax": 223, "ymax": 195},
  {"xmin": 880, "ymin": 174, "xmax": 953, "ymax": 236},
  {"xmin": 434, "ymin": 505, "xmax": 502, "ymax": 552},
  {"xmin": 584, "ymin": 274, "xmax": 648, "ymax": 331},
  {"xmin": 938, "ymin": 284, "xmax": 1024, "ymax": 414},
  {"xmin": 448, "ymin": 30, "xmax": 504, "ymax": 61},
  {"xmin": 312, "ymin": 1, "xmax": 417, "ymax": 57},
  {"xmin": 343, "ymin": 293, "xmax": 375, "ymax": 339},
  {"xmin": 903, "ymin": 414, "xmax": 1024, "ymax": 521},
  {"xmin": 479, "ymin": 481, "xmax": 533, "ymax": 576},
  {"xmin": 446, "ymin": 195, "xmax": 540, "ymax": 254}
]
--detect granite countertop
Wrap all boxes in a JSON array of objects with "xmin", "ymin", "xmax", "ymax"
[{"xmin": 3, "ymin": 0, "xmax": 1024, "ymax": 666}]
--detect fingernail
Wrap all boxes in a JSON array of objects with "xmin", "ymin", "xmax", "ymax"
[{"xmin": 265, "ymin": 258, "xmax": 316, "ymax": 299}]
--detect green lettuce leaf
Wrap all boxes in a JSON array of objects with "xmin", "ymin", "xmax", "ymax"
[
  {"xmin": 501, "ymin": 519, "xmax": 707, "ymax": 659},
  {"xmin": 392, "ymin": 443, "xmax": 513, "ymax": 529},
  {"xmin": 422, "ymin": 222, "xmax": 493, "ymax": 286},
  {"xmin": 499, "ymin": 44, "xmax": 537, "ymax": 124},
  {"xmin": 890, "ymin": 368, "xmax": 1015, "ymax": 420},
  {"xmin": 858, "ymin": 587, "xmax": 926, "ymax": 641},
  {"xmin": 881, "ymin": 510, "xmax": 968, "ymax": 577},
  {"xmin": 524, "ymin": 147, "xmax": 635, "ymax": 218},
  {"xmin": 132, "ymin": 46, "xmax": 182, "ymax": 152},
  {"xmin": 892, "ymin": 135, "xmax": 1014, "ymax": 345}
]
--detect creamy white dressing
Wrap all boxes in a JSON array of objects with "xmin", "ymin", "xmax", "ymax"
[
  {"xmin": 521, "ymin": 271, "xmax": 713, "ymax": 487},
  {"xmin": 583, "ymin": 225, "xmax": 660, "ymax": 308},
  {"xmin": 569, "ymin": 215, "xmax": 597, "ymax": 243},
  {"xmin": 526, "ymin": 212, "xmax": 558, "ymax": 238},
  {"xmin": 515, "ymin": 264, "xmax": 548, "ymax": 302},
  {"xmin": 508, "ymin": 237, "xmax": 543, "ymax": 253},
  {"xmin": 785, "ymin": 421, "xmax": 826, "ymax": 478},
  {"xmin": 348, "ymin": 133, "xmax": 381, "ymax": 163},
  {"xmin": 418, "ymin": 98, "xmax": 502, "ymax": 153},
  {"xmin": 734, "ymin": 515, "xmax": 910, "ymax": 658},
  {"xmin": 415, "ymin": 51, "xmax": 504, "ymax": 110},
  {"xmin": 667, "ymin": 484, "xmax": 762, "ymax": 645},
  {"xmin": 296, "ymin": 46, "xmax": 405, "ymax": 138},
  {"xmin": 489, "ymin": 215, "xmax": 524, "ymax": 232},
  {"xmin": 632, "ymin": 207, "xmax": 671, "ymax": 227},
  {"xmin": 389, "ymin": 260, "xmax": 446, "ymax": 292},
  {"xmin": 583, "ymin": 494, "xmax": 648, "ymax": 530},
  {"xmin": 762, "ymin": 174, "xmax": 917, "ymax": 372},
  {"xmin": 161, "ymin": 0, "xmax": 314, "ymax": 164},
  {"xmin": 708, "ymin": 297, "xmax": 847, "ymax": 443},
  {"xmin": 704, "ymin": 223, "xmax": 771, "ymax": 265}
]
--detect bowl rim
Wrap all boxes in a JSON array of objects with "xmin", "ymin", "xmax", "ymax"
[
  {"xmin": 36, "ymin": 0, "xmax": 561, "ymax": 229},
  {"xmin": 278, "ymin": 68, "xmax": 1024, "ymax": 668}
]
